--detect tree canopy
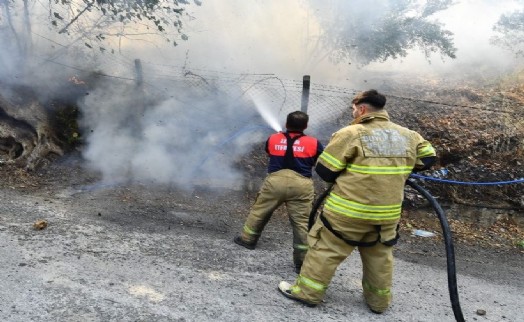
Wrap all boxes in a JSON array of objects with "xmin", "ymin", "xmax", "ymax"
[
  {"xmin": 306, "ymin": 0, "xmax": 457, "ymax": 66},
  {"xmin": 492, "ymin": 9, "xmax": 524, "ymax": 57},
  {"xmin": 1, "ymin": 0, "xmax": 201, "ymax": 57},
  {"xmin": 52, "ymin": 0, "xmax": 202, "ymax": 50}
]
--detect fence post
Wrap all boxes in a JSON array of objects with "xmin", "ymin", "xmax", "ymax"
[
  {"xmin": 134, "ymin": 59, "xmax": 144, "ymax": 89},
  {"xmin": 133, "ymin": 58, "xmax": 146, "ymax": 111},
  {"xmin": 301, "ymin": 75, "xmax": 310, "ymax": 113},
  {"xmin": 133, "ymin": 58, "xmax": 146, "ymax": 123}
]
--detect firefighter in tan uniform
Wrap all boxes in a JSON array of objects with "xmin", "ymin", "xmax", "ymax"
[
  {"xmin": 279, "ymin": 90, "xmax": 436, "ymax": 313},
  {"xmin": 234, "ymin": 111, "xmax": 324, "ymax": 273}
]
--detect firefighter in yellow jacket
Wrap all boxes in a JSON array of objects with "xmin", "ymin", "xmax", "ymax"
[{"xmin": 278, "ymin": 89, "xmax": 437, "ymax": 314}]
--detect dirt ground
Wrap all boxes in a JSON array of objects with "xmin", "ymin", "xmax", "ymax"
[{"xmin": 0, "ymin": 154, "xmax": 523, "ymax": 321}]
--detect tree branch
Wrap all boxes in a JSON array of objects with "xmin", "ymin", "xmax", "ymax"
[
  {"xmin": 23, "ymin": 0, "xmax": 33, "ymax": 54},
  {"xmin": 58, "ymin": 0, "xmax": 96, "ymax": 34},
  {"xmin": 1, "ymin": 1, "xmax": 24, "ymax": 55}
]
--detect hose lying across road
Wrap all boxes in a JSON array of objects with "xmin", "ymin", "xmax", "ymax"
[{"xmin": 308, "ymin": 180, "xmax": 465, "ymax": 322}]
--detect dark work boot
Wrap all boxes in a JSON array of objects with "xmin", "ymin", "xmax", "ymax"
[
  {"xmin": 367, "ymin": 303, "xmax": 385, "ymax": 314},
  {"xmin": 278, "ymin": 281, "xmax": 317, "ymax": 307},
  {"xmin": 233, "ymin": 236, "xmax": 256, "ymax": 250}
]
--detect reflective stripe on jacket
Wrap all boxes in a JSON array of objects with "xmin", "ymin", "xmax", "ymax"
[
  {"xmin": 317, "ymin": 110, "xmax": 436, "ymax": 223},
  {"xmin": 266, "ymin": 131, "xmax": 324, "ymax": 178}
]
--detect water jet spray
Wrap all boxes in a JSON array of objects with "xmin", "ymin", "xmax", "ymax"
[{"xmin": 248, "ymin": 92, "xmax": 283, "ymax": 132}]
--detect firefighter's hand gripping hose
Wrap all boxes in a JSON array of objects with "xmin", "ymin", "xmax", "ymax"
[{"xmin": 308, "ymin": 180, "xmax": 465, "ymax": 322}]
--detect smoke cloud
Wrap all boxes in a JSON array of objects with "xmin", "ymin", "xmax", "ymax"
[
  {"xmin": 158, "ymin": 0, "xmax": 523, "ymax": 85},
  {"xmin": 79, "ymin": 76, "xmax": 271, "ymax": 189},
  {"xmin": 1, "ymin": 0, "xmax": 523, "ymax": 190}
]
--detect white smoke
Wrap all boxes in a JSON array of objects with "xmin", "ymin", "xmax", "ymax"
[
  {"xmin": 1, "ymin": 0, "xmax": 523, "ymax": 191},
  {"xmin": 157, "ymin": 0, "xmax": 523, "ymax": 86},
  {"xmin": 79, "ymin": 78, "xmax": 269, "ymax": 189}
]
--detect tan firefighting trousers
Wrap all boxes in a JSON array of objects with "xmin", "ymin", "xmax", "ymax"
[
  {"xmin": 289, "ymin": 211, "xmax": 398, "ymax": 312},
  {"xmin": 240, "ymin": 169, "xmax": 314, "ymax": 267}
]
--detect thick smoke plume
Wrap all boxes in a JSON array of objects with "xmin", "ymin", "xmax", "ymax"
[
  {"xmin": 79, "ymin": 77, "xmax": 270, "ymax": 189},
  {"xmin": 1, "ymin": 0, "xmax": 523, "ymax": 191}
]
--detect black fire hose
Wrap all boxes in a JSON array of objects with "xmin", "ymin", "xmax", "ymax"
[
  {"xmin": 308, "ymin": 180, "xmax": 465, "ymax": 322},
  {"xmin": 406, "ymin": 179, "xmax": 465, "ymax": 322},
  {"xmin": 308, "ymin": 184, "xmax": 333, "ymax": 231}
]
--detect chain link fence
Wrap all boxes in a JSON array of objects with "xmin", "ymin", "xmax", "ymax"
[{"xmin": 92, "ymin": 60, "xmax": 523, "ymax": 211}]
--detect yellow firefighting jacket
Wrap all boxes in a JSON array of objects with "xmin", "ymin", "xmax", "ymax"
[{"xmin": 317, "ymin": 110, "xmax": 436, "ymax": 224}]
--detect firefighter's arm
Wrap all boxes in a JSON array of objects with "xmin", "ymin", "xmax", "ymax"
[
  {"xmin": 413, "ymin": 138, "xmax": 437, "ymax": 172},
  {"xmin": 315, "ymin": 162, "xmax": 342, "ymax": 183},
  {"xmin": 314, "ymin": 132, "xmax": 348, "ymax": 183}
]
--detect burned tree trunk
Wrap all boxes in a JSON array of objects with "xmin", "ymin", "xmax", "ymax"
[{"xmin": 0, "ymin": 85, "xmax": 65, "ymax": 169}]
